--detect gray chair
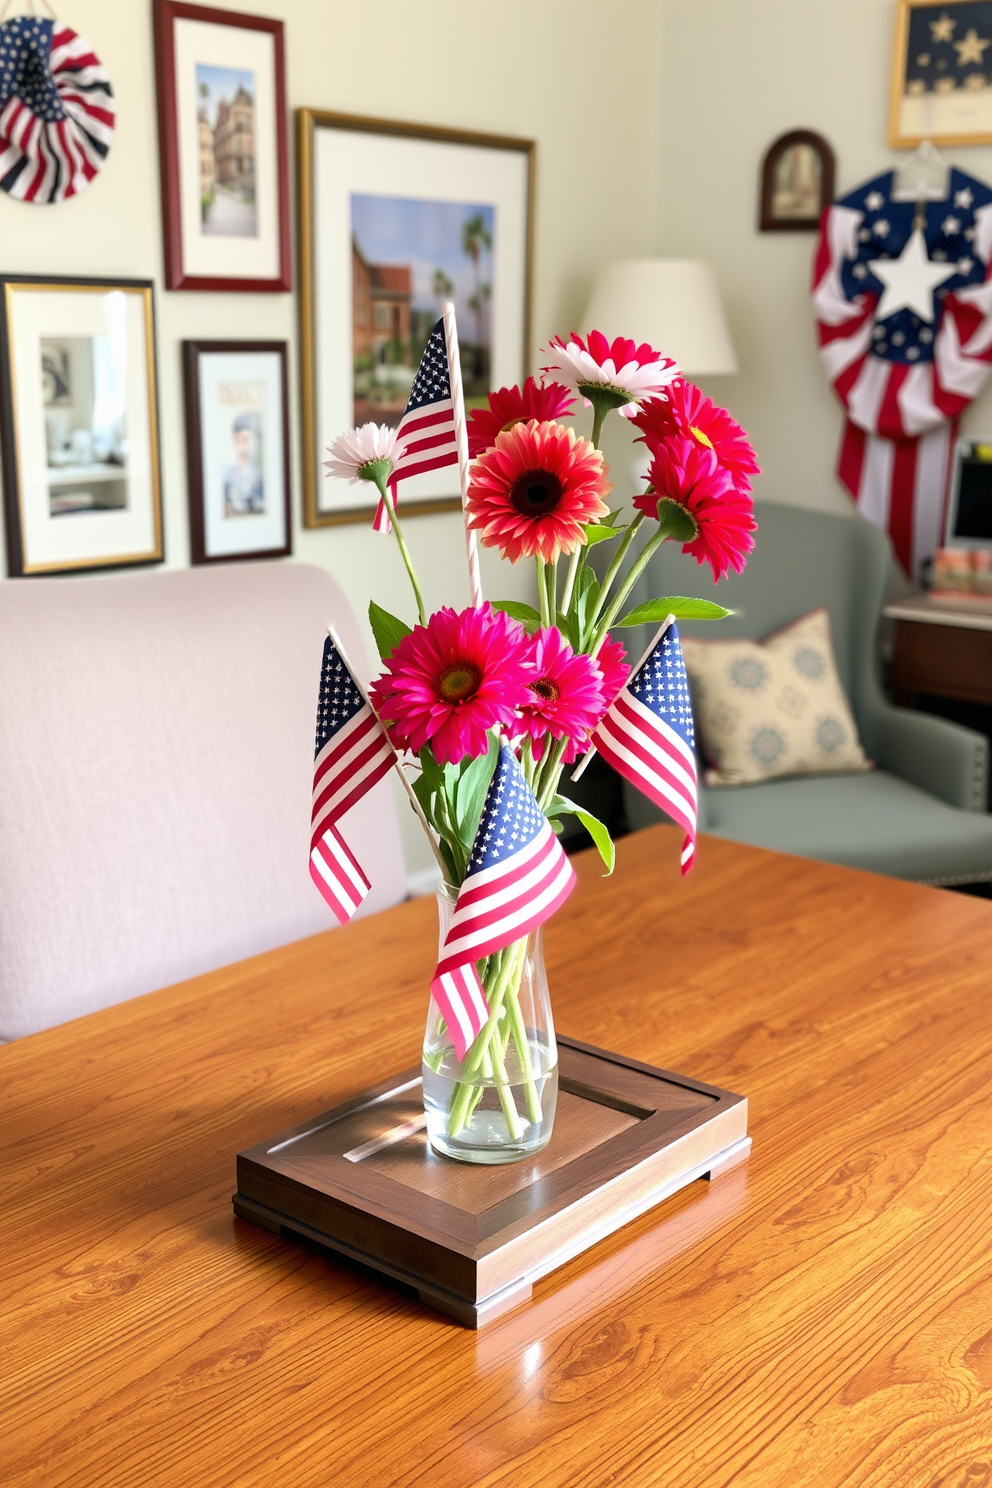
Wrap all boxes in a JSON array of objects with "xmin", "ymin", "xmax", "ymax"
[{"xmin": 621, "ymin": 501, "xmax": 992, "ymax": 885}]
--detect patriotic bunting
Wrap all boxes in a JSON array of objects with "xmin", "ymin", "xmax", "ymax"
[
  {"xmin": 431, "ymin": 743, "xmax": 576, "ymax": 1059},
  {"xmin": 310, "ymin": 635, "xmax": 395, "ymax": 924},
  {"xmin": 0, "ymin": 16, "xmax": 115, "ymax": 204},
  {"xmin": 587, "ymin": 622, "xmax": 698, "ymax": 875},
  {"xmin": 813, "ymin": 167, "xmax": 992, "ymax": 577}
]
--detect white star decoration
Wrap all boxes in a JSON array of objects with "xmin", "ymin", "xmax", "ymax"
[{"xmin": 868, "ymin": 228, "xmax": 958, "ymax": 323}]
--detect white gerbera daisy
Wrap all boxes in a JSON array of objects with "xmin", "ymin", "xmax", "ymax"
[
  {"xmin": 324, "ymin": 423, "xmax": 404, "ymax": 482},
  {"xmin": 541, "ymin": 332, "xmax": 679, "ymax": 418}
]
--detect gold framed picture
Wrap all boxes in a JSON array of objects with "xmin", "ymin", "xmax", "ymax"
[
  {"xmin": 297, "ymin": 109, "xmax": 534, "ymax": 527},
  {"xmin": 890, "ymin": 0, "xmax": 992, "ymax": 146},
  {"xmin": 0, "ymin": 277, "xmax": 163, "ymax": 577}
]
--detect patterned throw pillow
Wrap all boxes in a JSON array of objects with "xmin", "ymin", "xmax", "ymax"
[{"xmin": 681, "ymin": 608, "xmax": 871, "ymax": 787}]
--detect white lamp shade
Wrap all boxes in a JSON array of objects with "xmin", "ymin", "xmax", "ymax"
[{"xmin": 581, "ymin": 259, "xmax": 738, "ymax": 376}]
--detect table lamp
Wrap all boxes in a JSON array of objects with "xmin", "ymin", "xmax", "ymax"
[{"xmin": 580, "ymin": 258, "xmax": 738, "ymax": 376}]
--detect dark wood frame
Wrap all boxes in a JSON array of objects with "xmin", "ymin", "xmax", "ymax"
[
  {"xmin": 153, "ymin": 0, "xmax": 292, "ymax": 292},
  {"xmin": 298, "ymin": 107, "xmax": 536, "ymax": 528},
  {"xmin": 0, "ymin": 274, "xmax": 164, "ymax": 578},
  {"xmin": 759, "ymin": 129, "xmax": 835, "ymax": 232},
  {"xmin": 234, "ymin": 1035, "xmax": 750, "ymax": 1327},
  {"xmin": 889, "ymin": 0, "xmax": 992, "ymax": 147},
  {"xmin": 182, "ymin": 339, "xmax": 291, "ymax": 565}
]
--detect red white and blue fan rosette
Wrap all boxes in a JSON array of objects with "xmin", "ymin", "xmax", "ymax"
[
  {"xmin": 0, "ymin": 14, "xmax": 115, "ymax": 203},
  {"xmin": 813, "ymin": 167, "xmax": 992, "ymax": 576}
]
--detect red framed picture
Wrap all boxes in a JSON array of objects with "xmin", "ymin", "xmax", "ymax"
[{"xmin": 153, "ymin": 1, "xmax": 291, "ymax": 292}]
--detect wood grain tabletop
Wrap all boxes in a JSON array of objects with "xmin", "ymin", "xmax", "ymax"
[{"xmin": 3, "ymin": 826, "xmax": 990, "ymax": 1488}]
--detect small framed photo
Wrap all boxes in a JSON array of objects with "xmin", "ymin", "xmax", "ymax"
[
  {"xmin": 298, "ymin": 109, "xmax": 534, "ymax": 527},
  {"xmin": 890, "ymin": 0, "xmax": 992, "ymax": 146},
  {"xmin": 759, "ymin": 130, "xmax": 835, "ymax": 231},
  {"xmin": 0, "ymin": 276, "xmax": 163, "ymax": 577},
  {"xmin": 182, "ymin": 340, "xmax": 291, "ymax": 564},
  {"xmin": 153, "ymin": 0, "xmax": 291, "ymax": 292}
]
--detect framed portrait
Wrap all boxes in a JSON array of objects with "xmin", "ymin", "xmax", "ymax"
[
  {"xmin": 0, "ymin": 276, "xmax": 163, "ymax": 577},
  {"xmin": 182, "ymin": 340, "xmax": 291, "ymax": 564},
  {"xmin": 759, "ymin": 130, "xmax": 835, "ymax": 231},
  {"xmin": 153, "ymin": 0, "xmax": 291, "ymax": 292},
  {"xmin": 298, "ymin": 109, "xmax": 534, "ymax": 527},
  {"xmin": 890, "ymin": 0, "xmax": 992, "ymax": 146}
]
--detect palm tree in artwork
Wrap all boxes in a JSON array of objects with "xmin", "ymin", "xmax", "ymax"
[
  {"xmin": 433, "ymin": 268, "xmax": 454, "ymax": 314},
  {"xmin": 461, "ymin": 212, "xmax": 492, "ymax": 376}
]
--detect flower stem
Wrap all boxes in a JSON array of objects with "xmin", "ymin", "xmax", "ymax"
[
  {"xmin": 546, "ymin": 557, "xmax": 558, "ymax": 622},
  {"xmin": 589, "ymin": 512, "xmax": 644, "ymax": 630},
  {"xmin": 560, "ymin": 544, "xmax": 584, "ymax": 615},
  {"xmin": 536, "ymin": 556, "xmax": 551, "ymax": 627},
  {"xmin": 373, "ymin": 474, "xmax": 427, "ymax": 626},
  {"xmin": 590, "ymin": 525, "xmax": 669, "ymax": 655},
  {"xmin": 591, "ymin": 403, "xmax": 608, "ymax": 449}
]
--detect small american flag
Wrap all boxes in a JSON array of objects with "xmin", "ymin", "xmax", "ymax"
[
  {"xmin": 310, "ymin": 634, "xmax": 395, "ymax": 923},
  {"xmin": 373, "ymin": 318, "xmax": 458, "ymax": 533},
  {"xmin": 588, "ymin": 621, "xmax": 698, "ymax": 875},
  {"xmin": 432, "ymin": 743, "xmax": 576, "ymax": 1059}
]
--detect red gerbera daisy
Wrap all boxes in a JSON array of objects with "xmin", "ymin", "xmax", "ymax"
[
  {"xmin": 518, "ymin": 627, "xmax": 606, "ymax": 763},
  {"xmin": 633, "ymin": 382, "xmax": 760, "ymax": 492},
  {"xmin": 466, "ymin": 419, "xmax": 611, "ymax": 563},
  {"xmin": 466, "ymin": 378, "xmax": 575, "ymax": 459},
  {"xmin": 369, "ymin": 603, "xmax": 532, "ymax": 765},
  {"xmin": 634, "ymin": 437, "xmax": 757, "ymax": 581},
  {"xmin": 591, "ymin": 635, "xmax": 630, "ymax": 712}
]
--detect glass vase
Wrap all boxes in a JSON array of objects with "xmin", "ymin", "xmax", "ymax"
[{"xmin": 422, "ymin": 883, "xmax": 558, "ymax": 1164}]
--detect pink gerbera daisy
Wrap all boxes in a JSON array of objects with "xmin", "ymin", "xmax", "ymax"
[
  {"xmin": 369, "ymin": 603, "xmax": 532, "ymax": 765},
  {"xmin": 634, "ymin": 437, "xmax": 757, "ymax": 581},
  {"xmin": 518, "ymin": 627, "xmax": 606, "ymax": 762},
  {"xmin": 466, "ymin": 378, "xmax": 575, "ymax": 459},
  {"xmin": 591, "ymin": 635, "xmax": 630, "ymax": 712},
  {"xmin": 541, "ymin": 331, "xmax": 679, "ymax": 418},
  {"xmin": 633, "ymin": 382, "xmax": 760, "ymax": 492},
  {"xmin": 466, "ymin": 420, "xmax": 611, "ymax": 563}
]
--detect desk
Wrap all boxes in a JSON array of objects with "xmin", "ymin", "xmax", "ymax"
[
  {"xmin": 3, "ymin": 827, "xmax": 991, "ymax": 1487},
  {"xmin": 885, "ymin": 593, "xmax": 992, "ymax": 707}
]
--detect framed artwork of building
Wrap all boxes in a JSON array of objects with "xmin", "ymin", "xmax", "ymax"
[
  {"xmin": 759, "ymin": 130, "xmax": 835, "ymax": 231},
  {"xmin": 153, "ymin": 0, "xmax": 291, "ymax": 291},
  {"xmin": 298, "ymin": 109, "xmax": 534, "ymax": 527},
  {"xmin": 890, "ymin": 0, "xmax": 992, "ymax": 146},
  {"xmin": 0, "ymin": 276, "xmax": 163, "ymax": 577}
]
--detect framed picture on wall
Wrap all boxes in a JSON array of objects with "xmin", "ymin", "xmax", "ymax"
[
  {"xmin": 153, "ymin": 0, "xmax": 291, "ymax": 291},
  {"xmin": 889, "ymin": 0, "xmax": 992, "ymax": 146},
  {"xmin": 182, "ymin": 340, "xmax": 291, "ymax": 563},
  {"xmin": 0, "ymin": 275, "xmax": 163, "ymax": 577},
  {"xmin": 759, "ymin": 130, "xmax": 835, "ymax": 231},
  {"xmin": 298, "ymin": 109, "xmax": 534, "ymax": 527}
]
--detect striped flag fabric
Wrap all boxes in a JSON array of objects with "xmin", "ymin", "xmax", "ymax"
[
  {"xmin": 373, "ymin": 318, "xmax": 458, "ymax": 533},
  {"xmin": 587, "ymin": 621, "xmax": 698, "ymax": 875},
  {"xmin": 0, "ymin": 17, "xmax": 115, "ymax": 204},
  {"xmin": 812, "ymin": 167, "xmax": 992, "ymax": 577},
  {"xmin": 432, "ymin": 743, "xmax": 576, "ymax": 1060},
  {"xmin": 310, "ymin": 634, "xmax": 395, "ymax": 924}
]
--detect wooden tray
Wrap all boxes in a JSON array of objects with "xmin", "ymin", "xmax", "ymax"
[{"xmin": 233, "ymin": 1036, "xmax": 750, "ymax": 1327}]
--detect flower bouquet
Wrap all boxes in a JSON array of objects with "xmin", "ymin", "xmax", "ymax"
[{"xmin": 318, "ymin": 315, "xmax": 757, "ymax": 1165}]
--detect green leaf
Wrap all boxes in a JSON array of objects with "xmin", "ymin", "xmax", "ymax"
[
  {"xmin": 453, "ymin": 734, "xmax": 500, "ymax": 849},
  {"xmin": 418, "ymin": 746, "xmax": 445, "ymax": 795},
  {"xmin": 491, "ymin": 600, "xmax": 542, "ymax": 634},
  {"xmin": 549, "ymin": 793, "xmax": 615, "ymax": 875},
  {"xmin": 557, "ymin": 608, "xmax": 580, "ymax": 650},
  {"xmin": 583, "ymin": 523, "xmax": 623, "ymax": 546},
  {"xmin": 615, "ymin": 596, "xmax": 732, "ymax": 627},
  {"xmin": 368, "ymin": 601, "xmax": 412, "ymax": 661},
  {"xmin": 410, "ymin": 769, "xmax": 436, "ymax": 822},
  {"xmin": 575, "ymin": 566, "xmax": 601, "ymax": 647}
]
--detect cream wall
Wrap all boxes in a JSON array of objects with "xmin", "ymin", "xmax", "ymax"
[
  {"xmin": 659, "ymin": 0, "xmax": 992, "ymax": 516},
  {"xmin": 0, "ymin": 0, "xmax": 663, "ymax": 881}
]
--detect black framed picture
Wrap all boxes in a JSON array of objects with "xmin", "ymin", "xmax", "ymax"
[
  {"xmin": 182, "ymin": 339, "xmax": 291, "ymax": 563},
  {"xmin": 0, "ymin": 275, "xmax": 164, "ymax": 576},
  {"xmin": 759, "ymin": 130, "xmax": 835, "ymax": 232}
]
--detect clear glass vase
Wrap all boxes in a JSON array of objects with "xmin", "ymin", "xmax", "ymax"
[{"xmin": 422, "ymin": 883, "xmax": 558, "ymax": 1164}]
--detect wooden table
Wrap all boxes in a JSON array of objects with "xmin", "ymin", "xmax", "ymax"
[
  {"xmin": 4, "ymin": 827, "xmax": 991, "ymax": 1488},
  {"xmin": 886, "ymin": 593, "xmax": 992, "ymax": 707}
]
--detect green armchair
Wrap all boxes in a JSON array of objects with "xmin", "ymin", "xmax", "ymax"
[{"xmin": 621, "ymin": 501, "xmax": 992, "ymax": 885}]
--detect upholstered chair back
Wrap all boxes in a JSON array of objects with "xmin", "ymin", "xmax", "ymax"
[{"xmin": 0, "ymin": 562, "xmax": 406, "ymax": 1041}]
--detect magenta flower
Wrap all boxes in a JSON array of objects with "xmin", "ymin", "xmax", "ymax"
[
  {"xmin": 518, "ymin": 627, "xmax": 606, "ymax": 762},
  {"xmin": 592, "ymin": 636, "xmax": 631, "ymax": 713},
  {"xmin": 634, "ymin": 436, "xmax": 757, "ymax": 581},
  {"xmin": 369, "ymin": 603, "xmax": 532, "ymax": 764}
]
